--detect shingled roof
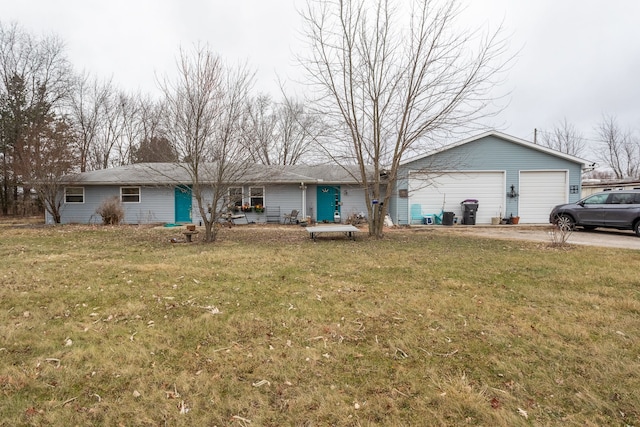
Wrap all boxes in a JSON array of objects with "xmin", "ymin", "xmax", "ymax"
[{"xmin": 63, "ymin": 163, "xmax": 372, "ymax": 186}]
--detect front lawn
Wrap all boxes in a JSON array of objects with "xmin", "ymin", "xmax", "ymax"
[{"xmin": 1, "ymin": 224, "xmax": 639, "ymax": 426}]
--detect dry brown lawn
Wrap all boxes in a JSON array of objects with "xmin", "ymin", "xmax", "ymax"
[{"xmin": 1, "ymin": 221, "xmax": 639, "ymax": 426}]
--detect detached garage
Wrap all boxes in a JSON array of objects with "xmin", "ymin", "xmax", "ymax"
[
  {"xmin": 391, "ymin": 131, "xmax": 590, "ymax": 225},
  {"xmin": 408, "ymin": 171, "xmax": 505, "ymax": 224}
]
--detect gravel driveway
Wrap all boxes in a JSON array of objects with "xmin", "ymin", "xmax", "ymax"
[{"xmin": 429, "ymin": 225, "xmax": 640, "ymax": 250}]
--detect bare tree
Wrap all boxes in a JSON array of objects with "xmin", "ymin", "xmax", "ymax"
[
  {"xmin": 0, "ymin": 21, "xmax": 72, "ymax": 215},
  {"xmin": 67, "ymin": 72, "xmax": 111, "ymax": 172},
  {"xmin": 92, "ymin": 87, "xmax": 126, "ymax": 169},
  {"xmin": 139, "ymin": 95, "xmax": 165, "ymax": 140},
  {"xmin": 23, "ymin": 116, "xmax": 76, "ymax": 223},
  {"xmin": 276, "ymin": 96, "xmax": 318, "ymax": 165},
  {"xmin": 71, "ymin": 82, "xmax": 139, "ymax": 171},
  {"xmin": 596, "ymin": 115, "xmax": 639, "ymax": 179},
  {"xmin": 115, "ymin": 91, "xmax": 143, "ymax": 166},
  {"xmin": 243, "ymin": 94, "xmax": 318, "ymax": 165},
  {"xmin": 300, "ymin": 0, "xmax": 509, "ymax": 237},
  {"xmin": 539, "ymin": 118, "xmax": 586, "ymax": 157},
  {"xmin": 130, "ymin": 95, "xmax": 177, "ymax": 162},
  {"xmin": 243, "ymin": 94, "xmax": 278, "ymax": 164},
  {"xmin": 160, "ymin": 45, "xmax": 255, "ymax": 242}
]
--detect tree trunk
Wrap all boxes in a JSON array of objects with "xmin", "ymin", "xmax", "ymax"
[{"xmin": 203, "ymin": 219, "xmax": 218, "ymax": 243}]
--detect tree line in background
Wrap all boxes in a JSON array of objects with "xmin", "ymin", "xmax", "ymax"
[
  {"xmin": 0, "ymin": 22, "xmax": 319, "ymax": 220},
  {"xmin": 537, "ymin": 116, "xmax": 640, "ymax": 180}
]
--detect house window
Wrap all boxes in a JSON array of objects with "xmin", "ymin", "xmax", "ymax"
[
  {"xmin": 65, "ymin": 187, "xmax": 84, "ymax": 203},
  {"xmin": 121, "ymin": 187, "xmax": 140, "ymax": 203},
  {"xmin": 250, "ymin": 186, "xmax": 264, "ymax": 207},
  {"xmin": 229, "ymin": 187, "xmax": 243, "ymax": 208}
]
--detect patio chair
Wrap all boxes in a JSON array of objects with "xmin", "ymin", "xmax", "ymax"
[
  {"xmin": 283, "ymin": 209, "xmax": 299, "ymax": 224},
  {"xmin": 410, "ymin": 204, "xmax": 423, "ymax": 224},
  {"xmin": 432, "ymin": 210, "xmax": 443, "ymax": 225},
  {"xmin": 421, "ymin": 210, "xmax": 444, "ymax": 225}
]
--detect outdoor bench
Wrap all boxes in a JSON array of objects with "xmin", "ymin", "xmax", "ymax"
[{"xmin": 305, "ymin": 224, "xmax": 360, "ymax": 241}]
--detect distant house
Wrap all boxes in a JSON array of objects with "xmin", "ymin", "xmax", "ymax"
[
  {"xmin": 49, "ymin": 163, "xmax": 371, "ymax": 225},
  {"xmin": 389, "ymin": 131, "xmax": 591, "ymax": 225}
]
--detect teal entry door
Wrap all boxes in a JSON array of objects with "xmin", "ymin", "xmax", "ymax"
[
  {"xmin": 174, "ymin": 186, "xmax": 192, "ymax": 223},
  {"xmin": 316, "ymin": 186, "xmax": 340, "ymax": 222}
]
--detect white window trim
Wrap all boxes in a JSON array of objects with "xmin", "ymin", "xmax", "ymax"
[
  {"xmin": 64, "ymin": 187, "xmax": 85, "ymax": 204},
  {"xmin": 120, "ymin": 186, "xmax": 141, "ymax": 203},
  {"xmin": 249, "ymin": 186, "xmax": 265, "ymax": 207}
]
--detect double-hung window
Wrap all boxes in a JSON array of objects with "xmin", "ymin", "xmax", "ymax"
[
  {"xmin": 121, "ymin": 187, "xmax": 140, "ymax": 203},
  {"xmin": 65, "ymin": 187, "xmax": 84, "ymax": 203},
  {"xmin": 250, "ymin": 187, "xmax": 264, "ymax": 207}
]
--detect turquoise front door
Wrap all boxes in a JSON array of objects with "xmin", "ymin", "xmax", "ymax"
[
  {"xmin": 317, "ymin": 186, "xmax": 340, "ymax": 222},
  {"xmin": 174, "ymin": 186, "xmax": 192, "ymax": 223}
]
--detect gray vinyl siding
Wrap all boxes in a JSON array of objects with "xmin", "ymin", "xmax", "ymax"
[
  {"xmin": 52, "ymin": 185, "xmax": 174, "ymax": 224},
  {"xmin": 340, "ymin": 186, "xmax": 367, "ymax": 220},
  {"xmin": 188, "ymin": 183, "xmax": 370, "ymax": 224},
  {"xmin": 391, "ymin": 176, "xmax": 409, "ymax": 226},
  {"xmin": 305, "ymin": 184, "xmax": 369, "ymax": 223},
  {"xmin": 273, "ymin": 184, "xmax": 368, "ymax": 223},
  {"xmin": 191, "ymin": 184, "xmax": 312, "ymax": 225},
  {"xmin": 265, "ymin": 185, "xmax": 307, "ymax": 222},
  {"xmin": 126, "ymin": 186, "xmax": 174, "ymax": 224},
  {"xmin": 52, "ymin": 162, "xmax": 374, "ymax": 225},
  {"xmin": 394, "ymin": 135, "xmax": 583, "ymax": 225}
]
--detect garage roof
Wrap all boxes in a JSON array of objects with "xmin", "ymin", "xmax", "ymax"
[{"xmin": 400, "ymin": 131, "xmax": 592, "ymax": 167}]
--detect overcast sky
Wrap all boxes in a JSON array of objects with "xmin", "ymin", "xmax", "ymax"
[{"xmin": 2, "ymin": 0, "xmax": 640, "ymax": 160}]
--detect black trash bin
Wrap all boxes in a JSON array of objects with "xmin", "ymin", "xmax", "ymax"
[
  {"xmin": 461, "ymin": 199, "xmax": 479, "ymax": 225},
  {"xmin": 442, "ymin": 211, "xmax": 455, "ymax": 226}
]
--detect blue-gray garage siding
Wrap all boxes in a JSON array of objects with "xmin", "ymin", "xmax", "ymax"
[{"xmin": 392, "ymin": 134, "xmax": 583, "ymax": 225}]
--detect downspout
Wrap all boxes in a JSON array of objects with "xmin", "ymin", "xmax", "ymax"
[{"xmin": 300, "ymin": 182, "xmax": 307, "ymax": 222}]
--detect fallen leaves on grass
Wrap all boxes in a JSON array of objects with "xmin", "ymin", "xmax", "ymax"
[{"xmin": 490, "ymin": 397, "xmax": 501, "ymax": 409}]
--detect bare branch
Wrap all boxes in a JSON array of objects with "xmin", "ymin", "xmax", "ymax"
[
  {"xmin": 539, "ymin": 118, "xmax": 586, "ymax": 157},
  {"xmin": 596, "ymin": 115, "xmax": 639, "ymax": 179},
  {"xmin": 299, "ymin": 0, "xmax": 511, "ymax": 236},
  {"xmin": 159, "ymin": 44, "xmax": 256, "ymax": 242}
]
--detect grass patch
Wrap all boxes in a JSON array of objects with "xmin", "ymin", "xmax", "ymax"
[{"xmin": 1, "ymin": 224, "xmax": 639, "ymax": 425}]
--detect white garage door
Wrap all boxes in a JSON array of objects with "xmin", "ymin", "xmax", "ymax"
[
  {"xmin": 409, "ymin": 172, "xmax": 505, "ymax": 224},
  {"xmin": 519, "ymin": 171, "xmax": 568, "ymax": 223}
]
